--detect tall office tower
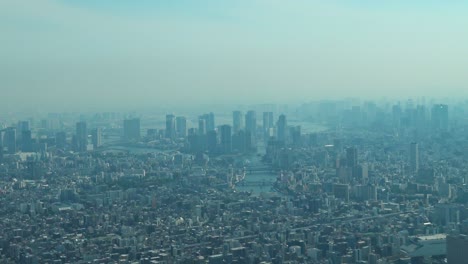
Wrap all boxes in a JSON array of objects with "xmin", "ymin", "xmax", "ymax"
[
  {"xmin": 447, "ymin": 234, "xmax": 468, "ymax": 264},
  {"xmin": 245, "ymin": 110, "xmax": 257, "ymax": 148},
  {"xmin": 198, "ymin": 118, "xmax": 206, "ymax": 135},
  {"xmin": 410, "ymin": 142, "xmax": 419, "ymax": 173},
  {"xmin": 232, "ymin": 130, "xmax": 247, "ymax": 153},
  {"xmin": 245, "ymin": 110, "xmax": 257, "ymax": 135},
  {"xmin": 290, "ymin": 125, "xmax": 301, "ymax": 146},
  {"xmin": 263, "ymin": 112, "xmax": 274, "ymax": 140},
  {"xmin": 431, "ymin": 104, "xmax": 448, "ymax": 131},
  {"xmin": 346, "ymin": 147, "xmax": 358, "ymax": 167},
  {"xmin": 201, "ymin": 112, "xmax": 215, "ymax": 132},
  {"xmin": 206, "ymin": 130, "xmax": 218, "ymax": 153},
  {"xmin": 187, "ymin": 130, "xmax": 200, "ymax": 153},
  {"xmin": 220, "ymin": 125, "xmax": 232, "ymax": 154},
  {"xmin": 76, "ymin": 121, "xmax": 88, "ymax": 152},
  {"xmin": 123, "ymin": 118, "xmax": 141, "ymax": 141},
  {"xmin": 4, "ymin": 127, "xmax": 17, "ymax": 154},
  {"xmin": 263, "ymin": 112, "xmax": 274, "ymax": 130},
  {"xmin": 277, "ymin": 114, "xmax": 288, "ymax": 143},
  {"xmin": 21, "ymin": 130, "xmax": 33, "ymax": 152},
  {"xmin": 176, "ymin": 116, "xmax": 187, "ymax": 138},
  {"xmin": 233, "ymin": 111, "xmax": 243, "ymax": 133},
  {"xmin": 56, "ymin": 131, "xmax": 67, "ymax": 149},
  {"xmin": 165, "ymin": 114, "xmax": 176, "ymax": 139},
  {"xmin": 17, "ymin": 121, "xmax": 30, "ymax": 140},
  {"xmin": 92, "ymin": 128, "xmax": 102, "ymax": 149}
]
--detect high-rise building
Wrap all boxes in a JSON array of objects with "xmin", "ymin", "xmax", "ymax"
[
  {"xmin": 17, "ymin": 121, "xmax": 30, "ymax": 140},
  {"xmin": 165, "ymin": 114, "xmax": 176, "ymax": 139},
  {"xmin": 245, "ymin": 111, "xmax": 257, "ymax": 149},
  {"xmin": 263, "ymin": 112, "xmax": 274, "ymax": 140},
  {"xmin": 431, "ymin": 104, "xmax": 448, "ymax": 131},
  {"xmin": 277, "ymin": 114, "xmax": 288, "ymax": 143},
  {"xmin": 410, "ymin": 142, "xmax": 419, "ymax": 173},
  {"xmin": 198, "ymin": 118, "xmax": 206, "ymax": 135},
  {"xmin": 76, "ymin": 121, "xmax": 87, "ymax": 152},
  {"xmin": 21, "ymin": 130, "xmax": 33, "ymax": 152},
  {"xmin": 233, "ymin": 111, "xmax": 243, "ymax": 133},
  {"xmin": 346, "ymin": 147, "xmax": 358, "ymax": 168},
  {"xmin": 232, "ymin": 130, "xmax": 247, "ymax": 153},
  {"xmin": 290, "ymin": 125, "xmax": 301, "ymax": 146},
  {"xmin": 245, "ymin": 110, "xmax": 257, "ymax": 135},
  {"xmin": 198, "ymin": 113, "xmax": 215, "ymax": 133},
  {"xmin": 92, "ymin": 128, "xmax": 102, "ymax": 149},
  {"xmin": 175, "ymin": 116, "xmax": 187, "ymax": 138},
  {"xmin": 123, "ymin": 118, "xmax": 141, "ymax": 141},
  {"xmin": 206, "ymin": 130, "xmax": 218, "ymax": 153},
  {"xmin": 3, "ymin": 127, "xmax": 17, "ymax": 154},
  {"xmin": 263, "ymin": 112, "xmax": 274, "ymax": 131},
  {"xmin": 220, "ymin": 125, "xmax": 232, "ymax": 154}
]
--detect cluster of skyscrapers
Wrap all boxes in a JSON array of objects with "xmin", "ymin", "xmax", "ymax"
[
  {"xmin": 159, "ymin": 111, "xmax": 299, "ymax": 155},
  {"xmin": 0, "ymin": 103, "xmax": 451, "ymax": 161}
]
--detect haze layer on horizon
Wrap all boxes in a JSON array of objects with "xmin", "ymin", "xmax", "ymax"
[{"xmin": 1, "ymin": 0, "xmax": 468, "ymax": 111}]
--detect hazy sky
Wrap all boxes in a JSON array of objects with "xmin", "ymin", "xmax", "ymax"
[{"xmin": 1, "ymin": 0, "xmax": 468, "ymax": 111}]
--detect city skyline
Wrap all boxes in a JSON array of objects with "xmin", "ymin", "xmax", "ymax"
[{"xmin": 2, "ymin": 1, "xmax": 468, "ymax": 263}]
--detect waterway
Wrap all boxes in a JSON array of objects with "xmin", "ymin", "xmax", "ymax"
[{"xmin": 234, "ymin": 142, "xmax": 279, "ymax": 196}]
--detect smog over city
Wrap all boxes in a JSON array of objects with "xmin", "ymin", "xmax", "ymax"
[{"xmin": 1, "ymin": 1, "xmax": 468, "ymax": 263}]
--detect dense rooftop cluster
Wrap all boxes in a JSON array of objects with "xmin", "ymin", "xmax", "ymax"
[{"xmin": 1, "ymin": 100, "xmax": 468, "ymax": 263}]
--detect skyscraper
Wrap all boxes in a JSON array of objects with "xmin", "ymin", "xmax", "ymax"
[
  {"xmin": 263, "ymin": 112, "xmax": 274, "ymax": 140},
  {"xmin": 277, "ymin": 114, "xmax": 287, "ymax": 143},
  {"xmin": 245, "ymin": 110, "xmax": 257, "ymax": 148},
  {"xmin": 206, "ymin": 130, "xmax": 218, "ymax": 153},
  {"xmin": 17, "ymin": 120, "xmax": 30, "ymax": 140},
  {"xmin": 410, "ymin": 142, "xmax": 419, "ymax": 173},
  {"xmin": 431, "ymin": 104, "xmax": 448, "ymax": 131},
  {"xmin": 220, "ymin": 125, "xmax": 232, "ymax": 154},
  {"xmin": 263, "ymin": 112, "xmax": 273, "ymax": 130},
  {"xmin": 245, "ymin": 110, "xmax": 257, "ymax": 134},
  {"xmin": 92, "ymin": 128, "xmax": 102, "ymax": 149},
  {"xmin": 165, "ymin": 114, "xmax": 176, "ymax": 139},
  {"xmin": 123, "ymin": 118, "xmax": 141, "ymax": 141},
  {"xmin": 198, "ymin": 118, "xmax": 206, "ymax": 135},
  {"xmin": 232, "ymin": 130, "xmax": 247, "ymax": 153},
  {"xmin": 346, "ymin": 147, "xmax": 358, "ymax": 168},
  {"xmin": 21, "ymin": 130, "xmax": 33, "ymax": 152},
  {"xmin": 233, "ymin": 111, "xmax": 243, "ymax": 133},
  {"xmin": 290, "ymin": 125, "xmax": 301, "ymax": 146},
  {"xmin": 3, "ymin": 127, "xmax": 17, "ymax": 154},
  {"xmin": 200, "ymin": 112, "xmax": 215, "ymax": 132},
  {"xmin": 176, "ymin": 116, "xmax": 187, "ymax": 138},
  {"xmin": 76, "ymin": 121, "xmax": 87, "ymax": 152}
]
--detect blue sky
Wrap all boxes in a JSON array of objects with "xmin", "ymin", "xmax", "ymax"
[{"xmin": 1, "ymin": 0, "xmax": 468, "ymax": 111}]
